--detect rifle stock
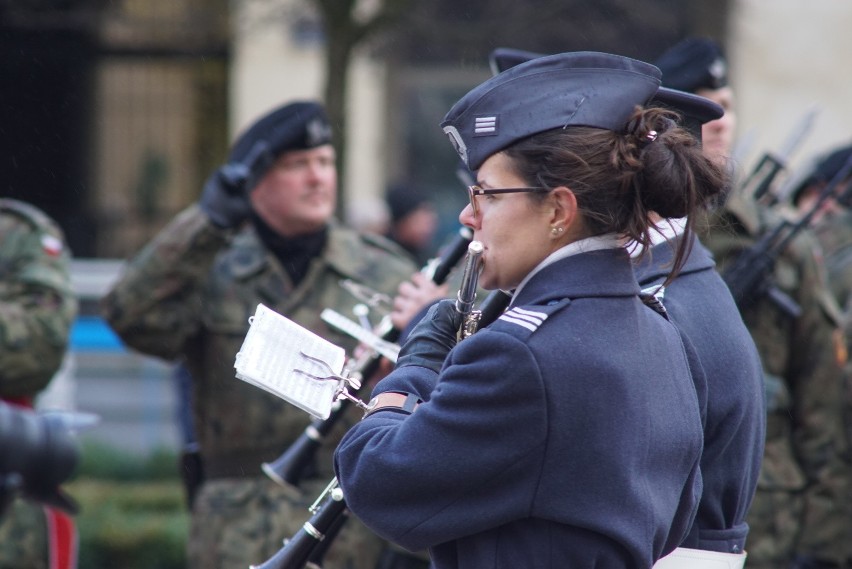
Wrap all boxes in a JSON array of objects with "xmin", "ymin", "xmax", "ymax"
[
  {"xmin": 738, "ymin": 106, "xmax": 818, "ymax": 205},
  {"xmin": 722, "ymin": 153, "xmax": 852, "ymax": 314}
]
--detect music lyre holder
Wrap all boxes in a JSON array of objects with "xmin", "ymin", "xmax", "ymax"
[{"xmin": 292, "ymin": 352, "xmax": 373, "ymax": 414}]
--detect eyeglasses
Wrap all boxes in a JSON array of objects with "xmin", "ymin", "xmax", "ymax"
[{"xmin": 466, "ymin": 185, "xmax": 550, "ymax": 218}]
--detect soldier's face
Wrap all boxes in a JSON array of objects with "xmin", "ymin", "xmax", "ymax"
[
  {"xmin": 696, "ymin": 86, "xmax": 736, "ymax": 168},
  {"xmin": 250, "ymin": 144, "xmax": 337, "ymax": 236}
]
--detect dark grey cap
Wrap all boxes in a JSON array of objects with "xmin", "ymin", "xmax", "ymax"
[
  {"xmin": 442, "ymin": 51, "xmax": 661, "ymax": 171},
  {"xmin": 488, "ymin": 47, "xmax": 722, "ymax": 141},
  {"xmin": 652, "ymin": 87, "xmax": 723, "ymax": 140}
]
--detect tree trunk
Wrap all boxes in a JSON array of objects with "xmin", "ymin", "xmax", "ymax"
[{"xmin": 323, "ymin": 24, "xmax": 355, "ymax": 220}]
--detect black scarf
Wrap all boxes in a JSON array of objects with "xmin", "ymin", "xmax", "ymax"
[{"xmin": 251, "ymin": 213, "xmax": 328, "ymax": 285}]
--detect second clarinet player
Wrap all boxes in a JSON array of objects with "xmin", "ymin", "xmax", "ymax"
[{"xmin": 334, "ymin": 52, "xmax": 730, "ymax": 568}]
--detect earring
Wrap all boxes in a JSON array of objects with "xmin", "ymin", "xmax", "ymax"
[{"xmin": 551, "ymin": 226, "xmax": 564, "ymax": 236}]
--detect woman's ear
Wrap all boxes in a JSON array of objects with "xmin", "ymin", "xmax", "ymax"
[{"xmin": 549, "ymin": 186, "xmax": 578, "ymax": 229}]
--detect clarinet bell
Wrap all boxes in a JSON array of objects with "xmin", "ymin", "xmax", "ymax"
[{"xmin": 262, "ymin": 430, "xmax": 321, "ymax": 491}]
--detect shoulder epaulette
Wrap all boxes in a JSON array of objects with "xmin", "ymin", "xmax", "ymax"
[
  {"xmin": 223, "ymin": 230, "xmax": 268, "ymax": 279},
  {"xmin": 490, "ymin": 298, "xmax": 570, "ymax": 339},
  {"xmin": 499, "ymin": 306, "xmax": 549, "ymax": 332}
]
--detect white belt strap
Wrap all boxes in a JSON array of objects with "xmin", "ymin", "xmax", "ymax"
[{"xmin": 653, "ymin": 547, "xmax": 747, "ymax": 569}]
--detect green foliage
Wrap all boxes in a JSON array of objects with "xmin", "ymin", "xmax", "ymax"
[
  {"xmin": 66, "ymin": 443, "xmax": 189, "ymax": 569},
  {"xmin": 75, "ymin": 441, "xmax": 181, "ymax": 481}
]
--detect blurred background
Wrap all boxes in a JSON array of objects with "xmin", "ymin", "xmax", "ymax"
[{"xmin": 2, "ymin": 0, "xmax": 849, "ymax": 566}]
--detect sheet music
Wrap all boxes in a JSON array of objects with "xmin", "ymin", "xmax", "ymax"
[
  {"xmin": 234, "ymin": 304, "xmax": 345, "ymax": 419},
  {"xmin": 320, "ymin": 308, "xmax": 400, "ymax": 363}
]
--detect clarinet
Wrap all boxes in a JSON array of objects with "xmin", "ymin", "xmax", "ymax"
[
  {"xmin": 262, "ymin": 227, "xmax": 473, "ymax": 491},
  {"xmin": 248, "ymin": 244, "xmax": 512, "ymax": 569}
]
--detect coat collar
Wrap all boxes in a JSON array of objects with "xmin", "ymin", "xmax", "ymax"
[
  {"xmin": 633, "ymin": 235, "xmax": 716, "ymax": 286},
  {"xmin": 511, "ymin": 248, "xmax": 640, "ymax": 307}
]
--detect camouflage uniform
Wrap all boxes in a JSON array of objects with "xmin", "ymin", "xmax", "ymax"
[
  {"xmin": 806, "ymin": 206, "xmax": 852, "ymax": 567},
  {"xmin": 0, "ymin": 198, "xmax": 77, "ymax": 569},
  {"xmin": 812, "ymin": 208, "xmax": 852, "ymax": 333},
  {"xmin": 700, "ymin": 194, "xmax": 851, "ymax": 568},
  {"xmin": 102, "ymin": 204, "xmax": 418, "ymax": 569}
]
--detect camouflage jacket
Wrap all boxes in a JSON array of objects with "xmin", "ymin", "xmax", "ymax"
[
  {"xmin": 0, "ymin": 199, "xmax": 77, "ymax": 400},
  {"xmin": 101, "ymin": 204, "xmax": 418, "ymax": 478},
  {"xmin": 811, "ymin": 208, "xmax": 852, "ymax": 323},
  {"xmin": 701, "ymin": 198, "xmax": 851, "ymax": 564}
]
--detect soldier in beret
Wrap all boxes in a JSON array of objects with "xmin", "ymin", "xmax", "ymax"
[
  {"xmin": 791, "ymin": 145, "xmax": 852, "ymax": 316},
  {"xmin": 656, "ymin": 37, "xmax": 852, "ymax": 569},
  {"xmin": 335, "ymin": 51, "xmax": 729, "ymax": 569},
  {"xmin": 102, "ymin": 101, "xmax": 420, "ymax": 569}
]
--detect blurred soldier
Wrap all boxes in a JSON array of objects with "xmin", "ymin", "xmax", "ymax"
[
  {"xmin": 101, "ymin": 101, "xmax": 420, "ymax": 569},
  {"xmin": 790, "ymin": 143, "xmax": 852, "ymax": 569},
  {"xmin": 790, "ymin": 144, "xmax": 852, "ymax": 320},
  {"xmin": 656, "ymin": 38, "xmax": 852, "ymax": 569},
  {"xmin": 0, "ymin": 198, "xmax": 78, "ymax": 569},
  {"xmin": 384, "ymin": 183, "xmax": 439, "ymax": 267}
]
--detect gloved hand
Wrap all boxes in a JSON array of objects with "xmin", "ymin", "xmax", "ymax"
[
  {"xmin": 198, "ymin": 163, "xmax": 254, "ymax": 229},
  {"xmin": 199, "ymin": 140, "xmax": 274, "ymax": 229},
  {"xmin": 789, "ymin": 555, "xmax": 842, "ymax": 569},
  {"xmin": 395, "ymin": 299, "xmax": 463, "ymax": 374}
]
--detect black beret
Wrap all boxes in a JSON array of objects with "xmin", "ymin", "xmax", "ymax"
[
  {"xmin": 790, "ymin": 144, "xmax": 852, "ymax": 204},
  {"xmin": 386, "ymin": 183, "xmax": 432, "ymax": 223},
  {"xmin": 228, "ymin": 101, "xmax": 333, "ymax": 165},
  {"xmin": 654, "ymin": 37, "xmax": 728, "ymax": 93},
  {"xmin": 442, "ymin": 51, "xmax": 661, "ymax": 171},
  {"xmin": 488, "ymin": 47, "xmax": 722, "ymax": 142},
  {"xmin": 813, "ymin": 144, "xmax": 852, "ymax": 184}
]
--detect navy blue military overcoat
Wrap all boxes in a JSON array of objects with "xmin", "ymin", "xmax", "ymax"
[
  {"xmin": 335, "ymin": 247, "xmax": 706, "ymax": 569},
  {"xmin": 635, "ymin": 236, "xmax": 765, "ymax": 553}
]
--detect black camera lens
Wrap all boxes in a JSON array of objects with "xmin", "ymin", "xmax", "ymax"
[{"xmin": 0, "ymin": 403, "xmax": 79, "ymax": 513}]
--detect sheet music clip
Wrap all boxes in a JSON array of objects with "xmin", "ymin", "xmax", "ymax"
[
  {"xmin": 293, "ymin": 351, "xmax": 371, "ymax": 411},
  {"xmin": 339, "ymin": 279, "xmax": 393, "ymax": 312}
]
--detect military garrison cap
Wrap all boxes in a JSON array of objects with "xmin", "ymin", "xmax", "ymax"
[
  {"xmin": 228, "ymin": 101, "xmax": 333, "ymax": 166},
  {"xmin": 487, "ymin": 47, "xmax": 722, "ymax": 143},
  {"xmin": 442, "ymin": 52, "xmax": 662, "ymax": 171},
  {"xmin": 654, "ymin": 37, "xmax": 729, "ymax": 93}
]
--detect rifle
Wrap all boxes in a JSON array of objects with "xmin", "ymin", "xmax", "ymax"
[
  {"xmin": 722, "ymin": 152, "xmax": 852, "ymax": 316},
  {"xmin": 261, "ymin": 227, "xmax": 473, "ymax": 491},
  {"xmin": 249, "ymin": 283, "xmax": 514, "ymax": 569},
  {"xmin": 738, "ymin": 106, "xmax": 819, "ymax": 206}
]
